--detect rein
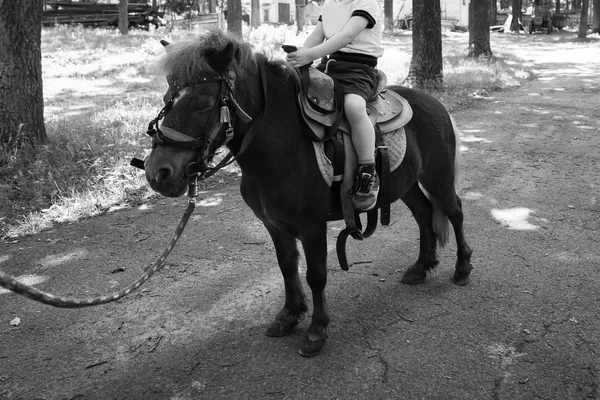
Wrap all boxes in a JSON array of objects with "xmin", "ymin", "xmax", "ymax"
[{"xmin": 0, "ymin": 63, "xmax": 267, "ymax": 308}]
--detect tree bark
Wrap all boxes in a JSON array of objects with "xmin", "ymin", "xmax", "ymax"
[
  {"xmin": 469, "ymin": 0, "xmax": 493, "ymax": 57},
  {"xmin": 578, "ymin": 0, "xmax": 589, "ymax": 37},
  {"xmin": 384, "ymin": 0, "xmax": 394, "ymax": 30},
  {"xmin": 119, "ymin": 0, "xmax": 128, "ymax": 34},
  {"xmin": 592, "ymin": 0, "xmax": 599, "ymax": 33},
  {"xmin": 510, "ymin": 0, "xmax": 521, "ymax": 31},
  {"xmin": 408, "ymin": 0, "xmax": 443, "ymax": 90},
  {"xmin": 227, "ymin": 0, "xmax": 243, "ymax": 37},
  {"xmin": 0, "ymin": 0, "xmax": 47, "ymax": 152}
]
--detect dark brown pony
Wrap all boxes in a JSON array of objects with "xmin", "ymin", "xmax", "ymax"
[{"xmin": 144, "ymin": 29, "xmax": 472, "ymax": 356}]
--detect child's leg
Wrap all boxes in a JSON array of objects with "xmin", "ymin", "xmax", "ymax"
[
  {"xmin": 344, "ymin": 94, "xmax": 375, "ymax": 165},
  {"xmin": 344, "ymin": 93, "xmax": 379, "ymax": 211}
]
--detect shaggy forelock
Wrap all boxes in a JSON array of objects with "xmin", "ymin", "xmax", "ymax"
[{"xmin": 157, "ymin": 29, "xmax": 257, "ymax": 88}]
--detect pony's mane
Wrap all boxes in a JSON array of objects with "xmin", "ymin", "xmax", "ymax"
[
  {"xmin": 157, "ymin": 29, "xmax": 302, "ymax": 101},
  {"xmin": 157, "ymin": 29, "xmax": 257, "ymax": 87}
]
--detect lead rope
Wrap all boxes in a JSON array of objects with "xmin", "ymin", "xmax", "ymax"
[{"xmin": 0, "ymin": 177, "xmax": 200, "ymax": 308}]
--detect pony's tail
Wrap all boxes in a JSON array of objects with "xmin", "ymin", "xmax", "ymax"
[
  {"xmin": 450, "ymin": 114, "xmax": 461, "ymax": 192},
  {"xmin": 419, "ymin": 183, "xmax": 450, "ymax": 248},
  {"xmin": 418, "ymin": 114, "xmax": 462, "ymax": 248}
]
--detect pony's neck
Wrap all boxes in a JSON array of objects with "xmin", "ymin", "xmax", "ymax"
[{"xmin": 228, "ymin": 60, "xmax": 307, "ymax": 175}]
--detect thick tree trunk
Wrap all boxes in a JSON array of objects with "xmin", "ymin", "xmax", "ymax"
[
  {"xmin": 409, "ymin": 0, "xmax": 443, "ymax": 90},
  {"xmin": 227, "ymin": 0, "xmax": 243, "ymax": 37},
  {"xmin": 578, "ymin": 0, "xmax": 589, "ymax": 37},
  {"xmin": 0, "ymin": 0, "xmax": 47, "ymax": 152},
  {"xmin": 469, "ymin": 0, "xmax": 493, "ymax": 57},
  {"xmin": 510, "ymin": 0, "xmax": 521, "ymax": 31},
  {"xmin": 119, "ymin": 0, "xmax": 128, "ymax": 34}
]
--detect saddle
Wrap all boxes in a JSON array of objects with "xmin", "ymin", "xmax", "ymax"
[{"xmin": 296, "ymin": 66, "xmax": 413, "ymax": 242}]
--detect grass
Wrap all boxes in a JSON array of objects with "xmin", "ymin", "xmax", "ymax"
[{"xmin": 1, "ymin": 24, "xmax": 532, "ymax": 238}]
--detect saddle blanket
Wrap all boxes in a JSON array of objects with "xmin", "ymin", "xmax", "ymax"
[{"xmin": 313, "ymin": 126, "xmax": 407, "ymax": 187}]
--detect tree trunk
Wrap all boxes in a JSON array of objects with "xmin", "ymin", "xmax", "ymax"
[
  {"xmin": 251, "ymin": 0, "xmax": 260, "ymax": 28},
  {"xmin": 384, "ymin": 0, "xmax": 394, "ymax": 30},
  {"xmin": 408, "ymin": 0, "xmax": 443, "ymax": 90},
  {"xmin": 0, "ymin": 0, "xmax": 47, "ymax": 152},
  {"xmin": 556, "ymin": 0, "xmax": 561, "ymax": 14},
  {"xmin": 296, "ymin": 0, "xmax": 305, "ymax": 32},
  {"xmin": 592, "ymin": 0, "xmax": 599, "ymax": 33},
  {"xmin": 227, "ymin": 0, "xmax": 243, "ymax": 37},
  {"xmin": 469, "ymin": 0, "xmax": 493, "ymax": 57},
  {"xmin": 510, "ymin": 0, "xmax": 521, "ymax": 31},
  {"xmin": 578, "ymin": 0, "xmax": 589, "ymax": 37},
  {"xmin": 490, "ymin": 0, "xmax": 498, "ymax": 25},
  {"xmin": 119, "ymin": 0, "xmax": 128, "ymax": 34}
]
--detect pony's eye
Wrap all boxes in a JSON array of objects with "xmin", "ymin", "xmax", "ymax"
[{"xmin": 193, "ymin": 96, "xmax": 214, "ymax": 113}]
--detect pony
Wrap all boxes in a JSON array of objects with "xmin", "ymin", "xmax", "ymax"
[{"xmin": 143, "ymin": 29, "xmax": 473, "ymax": 357}]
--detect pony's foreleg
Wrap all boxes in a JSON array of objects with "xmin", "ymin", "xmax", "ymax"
[
  {"xmin": 298, "ymin": 223, "xmax": 330, "ymax": 357},
  {"xmin": 400, "ymin": 183, "xmax": 440, "ymax": 284},
  {"xmin": 264, "ymin": 225, "xmax": 309, "ymax": 337}
]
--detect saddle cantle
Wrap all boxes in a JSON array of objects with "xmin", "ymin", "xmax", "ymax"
[{"xmin": 298, "ymin": 67, "xmax": 413, "ymax": 141}]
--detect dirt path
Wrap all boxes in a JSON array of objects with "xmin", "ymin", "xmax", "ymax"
[{"xmin": 1, "ymin": 33, "xmax": 599, "ymax": 400}]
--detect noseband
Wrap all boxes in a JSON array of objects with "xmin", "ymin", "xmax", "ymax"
[{"xmin": 145, "ymin": 70, "xmax": 252, "ymax": 178}]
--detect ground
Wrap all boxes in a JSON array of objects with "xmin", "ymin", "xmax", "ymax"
[{"xmin": 1, "ymin": 32, "xmax": 599, "ymax": 399}]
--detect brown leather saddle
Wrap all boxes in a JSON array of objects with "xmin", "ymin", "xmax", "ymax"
[{"xmin": 296, "ymin": 66, "xmax": 413, "ymax": 247}]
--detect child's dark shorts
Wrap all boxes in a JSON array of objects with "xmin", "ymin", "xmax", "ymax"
[{"xmin": 316, "ymin": 60, "xmax": 378, "ymax": 102}]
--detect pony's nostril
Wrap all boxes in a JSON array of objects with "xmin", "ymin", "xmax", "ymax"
[{"xmin": 155, "ymin": 167, "xmax": 173, "ymax": 182}]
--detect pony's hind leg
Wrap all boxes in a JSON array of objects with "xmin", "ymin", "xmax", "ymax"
[
  {"xmin": 446, "ymin": 194, "xmax": 473, "ymax": 285},
  {"xmin": 419, "ymin": 183, "xmax": 473, "ymax": 285},
  {"xmin": 400, "ymin": 183, "xmax": 440, "ymax": 284},
  {"xmin": 264, "ymin": 225, "xmax": 309, "ymax": 337}
]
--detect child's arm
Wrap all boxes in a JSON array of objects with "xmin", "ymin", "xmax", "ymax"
[{"xmin": 287, "ymin": 16, "xmax": 368, "ymax": 67}]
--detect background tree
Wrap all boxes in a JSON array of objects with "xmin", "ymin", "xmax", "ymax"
[
  {"xmin": 251, "ymin": 0, "xmax": 260, "ymax": 28},
  {"xmin": 593, "ymin": 0, "xmax": 600, "ymax": 33},
  {"xmin": 510, "ymin": 0, "xmax": 521, "ymax": 31},
  {"xmin": 384, "ymin": 0, "xmax": 394, "ymax": 30},
  {"xmin": 0, "ymin": 0, "xmax": 47, "ymax": 154},
  {"xmin": 577, "ymin": 0, "xmax": 589, "ymax": 37},
  {"xmin": 296, "ymin": 0, "xmax": 306, "ymax": 32},
  {"xmin": 119, "ymin": 0, "xmax": 129, "ymax": 35},
  {"xmin": 227, "ymin": 0, "xmax": 243, "ymax": 37},
  {"xmin": 408, "ymin": 0, "xmax": 443, "ymax": 90},
  {"xmin": 468, "ymin": 0, "xmax": 493, "ymax": 57}
]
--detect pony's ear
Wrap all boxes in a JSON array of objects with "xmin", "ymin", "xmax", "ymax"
[
  {"xmin": 160, "ymin": 39, "xmax": 170, "ymax": 47},
  {"xmin": 205, "ymin": 42, "xmax": 235, "ymax": 73}
]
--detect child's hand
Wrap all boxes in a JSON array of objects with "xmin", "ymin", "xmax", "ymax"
[{"xmin": 285, "ymin": 47, "xmax": 315, "ymax": 68}]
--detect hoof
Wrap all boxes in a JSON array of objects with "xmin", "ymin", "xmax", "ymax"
[
  {"xmin": 452, "ymin": 262, "xmax": 473, "ymax": 286},
  {"xmin": 265, "ymin": 319, "xmax": 299, "ymax": 337},
  {"xmin": 400, "ymin": 269, "xmax": 426, "ymax": 284},
  {"xmin": 298, "ymin": 331, "xmax": 328, "ymax": 357}
]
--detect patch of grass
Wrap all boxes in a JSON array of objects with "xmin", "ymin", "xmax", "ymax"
[{"xmin": 1, "ymin": 25, "xmax": 532, "ymax": 238}]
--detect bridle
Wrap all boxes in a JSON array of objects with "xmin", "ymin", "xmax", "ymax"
[{"xmin": 145, "ymin": 69, "xmax": 253, "ymax": 180}]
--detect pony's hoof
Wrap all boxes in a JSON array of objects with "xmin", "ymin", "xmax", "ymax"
[
  {"xmin": 298, "ymin": 332, "xmax": 327, "ymax": 357},
  {"xmin": 265, "ymin": 320, "xmax": 298, "ymax": 337},
  {"xmin": 452, "ymin": 263, "xmax": 472, "ymax": 286},
  {"xmin": 400, "ymin": 269, "xmax": 426, "ymax": 284}
]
